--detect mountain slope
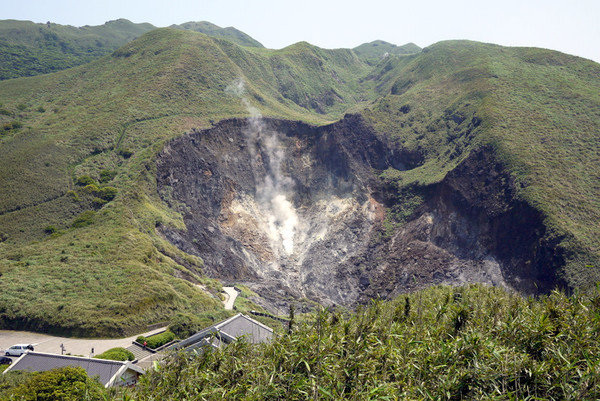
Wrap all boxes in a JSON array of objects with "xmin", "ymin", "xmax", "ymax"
[
  {"xmin": 0, "ymin": 19, "xmax": 264, "ymax": 80},
  {"xmin": 0, "ymin": 19, "xmax": 155, "ymax": 80},
  {"xmin": 0, "ymin": 30, "xmax": 598, "ymax": 335}
]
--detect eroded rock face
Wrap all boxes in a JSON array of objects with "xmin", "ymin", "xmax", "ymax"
[
  {"xmin": 359, "ymin": 147, "xmax": 567, "ymax": 302},
  {"xmin": 156, "ymin": 115, "xmax": 565, "ymax": 312}
]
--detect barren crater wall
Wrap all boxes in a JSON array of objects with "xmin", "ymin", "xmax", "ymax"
[{"xmin": 156, "ymin": 115, "xmax": 565, "ymax": 312}]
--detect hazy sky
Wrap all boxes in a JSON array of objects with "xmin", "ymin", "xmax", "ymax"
[{"xmin": 3, "ymin": 0, "xmax": 599, "ymax": 62}]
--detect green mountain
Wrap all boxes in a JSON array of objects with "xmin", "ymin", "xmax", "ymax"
[
  {"xmin": 0, "ymin": 28, "xmax": 598, "ymax": 336},
  {"xmin": 0, "ymin": 19, "xmax": 263, "ymax": 80},
  {"xmin": 169, "ymin": 21, "xmax": 264, "ymax": 47},
  {"xmin": 0, "ymin": 19, "xmax": 155, "ymax": 80},
  {"xmin": 353, "ymin": 39, "xmax": 421, "ymax": 63}
]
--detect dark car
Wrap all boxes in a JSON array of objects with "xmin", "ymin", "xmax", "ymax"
[{"xmin": 0, "ymin": 356, "xmax": 12, "ymax": 365}]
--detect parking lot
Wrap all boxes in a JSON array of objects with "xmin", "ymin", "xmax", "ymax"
[{"xmin": 0, "ymin": 327, "xmax": 166, "ymax": 358}]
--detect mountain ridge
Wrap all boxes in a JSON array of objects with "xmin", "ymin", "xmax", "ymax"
[
  {"xmin": 0, "ymin": 19, "xmax": 264, "ymax": 80},
  {"xmin": 0, "ymin": 18, "xmax": 423, "ymax": 81}
]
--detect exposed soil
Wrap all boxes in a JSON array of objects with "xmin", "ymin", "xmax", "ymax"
[{"xmin": 156, "ymin": 115, "xmax": 566, "ymax": 313}]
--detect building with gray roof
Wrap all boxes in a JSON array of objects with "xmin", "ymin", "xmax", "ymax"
[
  {"xmin": 3, "ymin": 352, "xmax": 144, "ymax": 387},
  {"xmin": 171, "ymin": 313, "xmax": 273, "ymax": 352}
]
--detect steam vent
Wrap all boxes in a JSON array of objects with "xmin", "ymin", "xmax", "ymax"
[{"xmin": 157, "ymin": 115, "xmax": 565, "ymax": 313}]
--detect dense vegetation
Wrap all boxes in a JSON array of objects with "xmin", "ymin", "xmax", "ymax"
[
  {"xmin": 136, "ymin": 330, "xmax": 176, "ymax": 349},
  {"xmin": 2, "ymin": 284, "xmax": 599, "ymax": 400},
  {"xmin": 0, "ymin": 27, "xmax": 598, "ymax": 336},
  {"xmin": 93, "ymin": 347, "xmax": 135, "ymax": 361},
  {"xmin": 0, "ymin": 366, "xmax": 105, "ymax": 401},
  {"xmin": 132, "ymin": 285, "xmax": 600, "ymax": 400}
]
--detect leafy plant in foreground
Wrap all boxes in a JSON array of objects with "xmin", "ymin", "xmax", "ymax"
[
  {"xmin": 131, "ymin": 285, "xmax": 600, "ymax": 400},
  {"xmin": 0, "ymin": 366, "xmax": 105, "ymax": 401}
]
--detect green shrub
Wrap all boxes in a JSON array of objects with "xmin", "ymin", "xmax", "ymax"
[
  {"xmin": 131, "ymin": 286, "xmax": 600, "ymax": 400},
  {"xmin": 83, "ymin": 184, "xmax": 100, "ymax": 194},
  {"xmin": 118, "ymin": 149, "xmax": 133, "ymax": 159},
  {"xmin": 71, "ymin": 210, "xmax": 96, "ymax": 228},
  {"xmin": 37, "ymin": 106, "xmax": 46, "ymax": 113},
  {"xmin": 99, "ymin": 169, "xmax": 117, "ymax": 183},
  {"xmin": 44, "ymin": 225, "xmax": 57, "ymax": 234},
  {"xmin": 136, "ymin": 330, "xmax": 176, "ymax": 349},
  {"xmin": 2, "ymin": 366, "xmax": 106, "ymax": 400},
  {"xmin": 65, "ymin": 190, "xmax": 80, "ymax": 201},
  {"xmin": 75, "ymin": 175, "xmax": 96, "ymax": 186},
  {"xmin": 92, "ymin": 197, "xmax": 107, "ymax": 208},
  {"xmin": 0, "ymin": 369, "xmax": 33, "ymax": 393},
  {"xmin": 94, "ymin": 347, "xmax": 135, "ymax": 361},
  {"xmin": 2, "ymin": 120, "xmax": 22, "ymax": 131},
  {"xmin": 16, "ymin": 104, "xmax": 26, "ymax": 111},
  {"xmin": 98, "ymin": 186, "xmax": 118, "ymax": 201}
]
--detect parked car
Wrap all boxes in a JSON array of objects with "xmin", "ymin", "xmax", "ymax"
[
  {"xmin": 4, "ymin": 344, "xmax": 33, "ymax": 356},
  {"xmin": 0, "ymin": 356, "xmax": 12, "ymax": 365}
]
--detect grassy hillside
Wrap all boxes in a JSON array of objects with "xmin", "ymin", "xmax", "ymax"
[
  {"xmin": 0, "ymin": 30, "xmax": 598, "ymax": 335},
  {"xmin": 0, "ymin": 19, "xmax": 155, "ymax": 80},
  {"xmin": 0, "ymin": 19, "xmax": 265, "ymax": 80}
]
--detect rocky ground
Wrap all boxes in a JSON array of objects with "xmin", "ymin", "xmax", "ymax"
[{"xmin": 156, "ymin": 115, "xmax": 565, "ymax": 313}]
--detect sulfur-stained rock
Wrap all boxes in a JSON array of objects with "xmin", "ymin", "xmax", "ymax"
[{"xmin": 156, "ymin": 115, "xmax": 566, "ymax": 313}]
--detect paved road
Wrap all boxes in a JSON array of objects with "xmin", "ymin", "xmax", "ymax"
[
  {"xmin": 0, "ymin": 326, "xmax": 166, "ymax": 358},
  {"xmin": 223, "ymin": 287, "xmax": 239, "ymax": 310}
]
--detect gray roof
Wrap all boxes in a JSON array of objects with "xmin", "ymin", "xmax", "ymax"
[
  {"xmin": 3, "ymin": 352, "xmax": 144, "ymax": 387},
  {"xmin": 173, "ymin": 313, "xmax": 273, "ymax": 350}
]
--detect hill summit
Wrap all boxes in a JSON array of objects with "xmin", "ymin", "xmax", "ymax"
[
  {"xmin": 353, "ymin": 40, "xmax": 421, "ymax": 63},
  {"xmin": 0, "ymin": 19, "xmax": 262, "ymax": 80}
]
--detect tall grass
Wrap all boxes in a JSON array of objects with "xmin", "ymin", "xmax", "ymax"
[{"xmin": 132, "ymin": 284, "xmax": 600, "ymax": 400}]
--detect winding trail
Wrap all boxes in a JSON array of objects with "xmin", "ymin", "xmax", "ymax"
[{"xmin": 223, "ymin": 286, "xmax": 239, "ymax": 310}]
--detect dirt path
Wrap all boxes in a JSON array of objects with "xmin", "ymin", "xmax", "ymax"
[
  {"xmin": 223, "ymin": 286, "xmax": 239, "ymax": 310},
  {"xmin": 0, "ymin": 326, "xmax": 166, "ymax": 358}
]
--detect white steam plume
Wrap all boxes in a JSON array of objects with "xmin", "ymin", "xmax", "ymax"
[{"xmin": 227, "ymin": 78, "xmax": 299, "ymax": 255}]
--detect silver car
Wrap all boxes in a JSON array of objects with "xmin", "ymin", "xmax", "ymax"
[{"xmin": 4, "ymin": 344, "xmax": 33, "ymax": 356}]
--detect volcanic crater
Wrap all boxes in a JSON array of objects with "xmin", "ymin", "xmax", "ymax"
[{"xmin": 156, "ymin": 115, "xmax": 565, "ymax": 313}]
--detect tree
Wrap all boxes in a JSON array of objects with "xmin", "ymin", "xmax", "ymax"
[{"xmin": 3, "ymin": 366, "xmax": 106, "ymax": 400}]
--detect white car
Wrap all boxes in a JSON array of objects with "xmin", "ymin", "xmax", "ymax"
[{"xmin": 4, "ymin": 344, "xmax": 33, "ymax": 356}]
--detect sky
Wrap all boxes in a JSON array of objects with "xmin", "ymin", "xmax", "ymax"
[{"xmin": 3, "ymin": 0, "xmax": 599, "ymax": 63}]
